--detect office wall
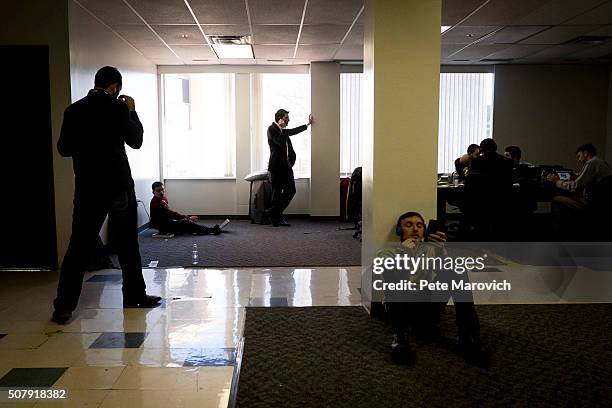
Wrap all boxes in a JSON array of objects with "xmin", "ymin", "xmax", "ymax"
[
  {"xmin": 68, "ymin": 1, "xmax": 160, "ymax": 231},
  {"xmin": 0, "ymin": 1, "xmax": 73, "ymax": 263},
  {"xmin": 493, "ymin": 65, "xmax": 609, "ymax": 170}
]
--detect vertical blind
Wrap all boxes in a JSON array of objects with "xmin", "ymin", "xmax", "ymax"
[
  {"xmin": 438, "ymin": 73, "xmax": 494, "ymax": 173},
  {"xmin": 340, "ymin": 73, "xmax": 363, "ymax": 176}
]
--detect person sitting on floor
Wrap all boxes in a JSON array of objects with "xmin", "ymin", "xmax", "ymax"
[
  {"xmin": 150, "ymin": 182, "xmax": 221, "ymax": 235},
  {"xmin": 378, "ymin": 212, "xmax": 486, "ymax": 366}
]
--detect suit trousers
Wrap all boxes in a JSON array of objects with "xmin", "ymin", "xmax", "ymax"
[
  {"xmin": 267, "ymin": 167, "xmax": 296, "ymax": 221},
  {"xmin": 54, "ymin": 187, "xmax": 146, "ymax": 312}
]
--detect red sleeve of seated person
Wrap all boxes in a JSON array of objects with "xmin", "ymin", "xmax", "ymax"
[{"xmin": 151, "ymin": 196, "xmax": 186, "ymax": 220}]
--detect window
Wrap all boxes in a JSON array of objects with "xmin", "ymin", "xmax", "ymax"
[
  {"xmin": 438, "ymin": 73, "xmax": 494, "ymax": 173},
  {"xmin": 251, "ymin": 73, "xmax": 311, "ymax": 178},
  {"xmin": 340, "ymin": 73, "xmax": 363, "ymax": 176},
  {"xmin": 162, "ymin": 73, "xmax": 235, "ymax": 178}
]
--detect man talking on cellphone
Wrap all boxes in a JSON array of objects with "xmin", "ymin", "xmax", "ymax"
[
  {"xmin": 265, "ymin": 109, "xmax": 313, "ymax": 227},
  {"xmin": 52, "ymin": 66, "xmax": 161, "ymax": 324}
]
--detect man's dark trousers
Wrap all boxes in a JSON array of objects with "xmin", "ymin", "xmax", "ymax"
[
  {"xmin": 268, "ymin": 166, "xmax": 296, "ymax": 222},
  {"xmin": 54, "ymin": 186, "xmax": 146, "ymax": 312}
]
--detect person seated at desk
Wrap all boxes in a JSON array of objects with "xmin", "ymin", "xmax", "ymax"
[
  {"xmin": 546, "ymin": 143, "xmax": 612, "ymax": 222},
  {"xmin": 454, "ymin": 144, "xmax": 480, "ymax": 180},
  {"xmin": 380, "ymin": 212, "xmax": 485, "ymax": 366},
  {"xmin": 503, "ymin": 145, "xmax": 533, "ymax": 167},
  {"xmin": 150, "ymin": 182, "xmax": 221, "ymax": 235},
  {"xmin": 504, "ymin": 145, "xmax": 537, "ymax": 214}
]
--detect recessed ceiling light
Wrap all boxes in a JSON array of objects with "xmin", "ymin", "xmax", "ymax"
[
  {"xmin": 180, "ymin": 34, "xmax": 189, "ymax": 39},
  {"xmin": 441, "ymin": 26, "xmax": 451, "ymax": 33},
  {"xmin": 212, "ymin": 44, "xmax": 254, "ymax": 59}
]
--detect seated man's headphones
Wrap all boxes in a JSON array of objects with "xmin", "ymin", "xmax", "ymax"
[{"xmin": 395, "ymin": 211, "xmax": 425, "ymax": 239}]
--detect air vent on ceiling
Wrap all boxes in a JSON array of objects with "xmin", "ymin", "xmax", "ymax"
[
  {"xmin": 480, "ymin": 58, "xmax": 513, "ymax": 63},
  {"xmin": 192, "ymin": 59, "xmax": 209, "ymax": 61},
  {"xmin": 452, "ymin": 59, "xmax": 470, "ymax": 62},
  {"xmin": 267, "ymin": 59, "xmax": 284, "ymax": 62},
  {"xmin": 563, "ymin": 36, "xmax": 611, "ymax": 45},
  {"xmin": 208, "ymin": 35, "xmax": 252, "ymax": 45}
]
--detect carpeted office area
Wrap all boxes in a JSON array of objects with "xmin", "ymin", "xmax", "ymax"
[
  {"xmin": 235, "ymin": 305, "xmax": 612, "ymax": 408},
  {"xmin": 138, "ymin": 218, "xmax": 361, "ymax": 268}
]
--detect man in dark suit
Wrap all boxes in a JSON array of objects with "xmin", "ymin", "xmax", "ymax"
[
  {"xmin": 463, "ymin": 138, "xmax": 514, "ymax": 240},
  {"xmin": 52, "ymin": 66, "xmax": 161, "ymax": 324},
  {"xmin": 266, "ymin": 109, "xmax": 313, "ymax": 227}
]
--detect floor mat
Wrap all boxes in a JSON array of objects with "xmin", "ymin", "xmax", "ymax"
[{"xmin": 235, "ymin": 305, "xmax": 612, "ymax": 407}]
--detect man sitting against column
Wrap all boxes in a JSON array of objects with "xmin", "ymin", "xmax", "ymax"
[
  {"xmin": 380, "ymin": 212, "xmax": 486, "ymax": 366},
  {"xmin": 150, "ymin": 182, "xmax": 221, "ymax": 235}
]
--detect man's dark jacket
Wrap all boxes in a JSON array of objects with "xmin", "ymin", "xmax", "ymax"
[
  {"xmin": 58, "ymin": 89, "xmax": 143, "ymax": 191},
  {"xmin": 267, "ymin": 122, "xmax": 307, "ymax": 172}
]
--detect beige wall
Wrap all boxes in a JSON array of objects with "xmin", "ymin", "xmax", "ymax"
[
  {"xmin": 0, "ymin": 1, "xmax": 72, "ymax": 264},
  {"xmin": 310, "ymin": 62, "xmax": 341, "ymax": 216},
  {"xmin": 68, "ymin": 1, "xmax": 160, "ymax": 234},
  {"xmin": 493, "ymin": 65, "xmax": 609, "ymax": 170}
]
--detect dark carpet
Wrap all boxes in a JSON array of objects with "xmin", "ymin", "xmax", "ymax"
[
  {"xmin": 235, "ymin": 305, "xmax": 612, "ymax": 408},
  {"xmin": 138, "ymin": 219, "xmax": 361, "ymax": 267}
]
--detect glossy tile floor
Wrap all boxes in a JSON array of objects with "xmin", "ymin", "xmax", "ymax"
[{"xmin": 0, "ymin": 267, "xmax": 362, "ymax": 407}]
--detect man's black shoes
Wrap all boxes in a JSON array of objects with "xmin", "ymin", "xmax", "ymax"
[
  {"xmin": 123, "ymin": 294, "xmax": 162, "ymax": 308},
  {"xmin": 275, "ymin": 219, "xmax": 291, "ymax": 227},
  {"xmin": 390, "ymin": 333, "xmax": 415, "ymax": 365},
  {"xmin": 51, "ymin": 310, "xmax": 72, "ymax": 325}
]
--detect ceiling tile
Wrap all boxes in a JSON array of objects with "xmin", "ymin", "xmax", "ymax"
[
  {"xmin": 253, "ymin": 45, "xmax": 295, "ymax": 59},
  {"xmin": 189, "ymin": 0, "xmax": 248, "ymax": 25},
  {"xmin": 77, "ymin": 0, "xmax": 142, "ymax": 25},
  {"xmin": 442, "ymin": 0, "xmax": 487, "ymax": 26},
  {"xmin": 111, "ymin": 24, "xmax": 163, "ymax": 47},
  {"xmin": 565, "ymin": 42, "xmax": 612, "ymax": 59},
  {"xmin": 253, "ymin": 25, "xmax": 299, "ymax": 44},
  {"xmin": 479, "ymin": 26, "xmax": 549, "ymax": 44},
  {"xmin": 564, "ymin": 1, "xmax": 612, "ymax": 25},
  {"xmin": 520, "ymin": 25, "xmax": 604, "ymax": 44},
  {"xmin": 448, "ymin": 43, "xmax": 508, "ymax": 59},
  {"xmin": 343, "ymin": 24, "xmax": 363, "ymax": 45},
  {"xmin": 300, "ymin": 24, "xmax": 351, "ymax": 45},
  {"xmin": 335, "ymin": 44, "xmax": 363, "ymax": 60},
  {"xmin": 441, "ymin": 44, "xmax": 466, "ymax": 58},
  {"xmin": 514, "ymin": 0, "xmax": 608, "ymax": 25},
  {"xmin": 201, "ymin": 25, "xmax": 251, "ymax": 36},
  {"xmin": 248, "ymin": 0, "xmax": 306, "ymax": 24},
  {"xmin": 523, "ymin": 44, "xmax": 587, "ymax": 59},
  {"xmin": 151, "ymin": 25, "xmax": 205, "ymax": 44},
  {"xmin": 138, "ymin": 45, "xmax": 182, "ymax": 60},
  {"xmin": 483, "ymin": 44, "xmax": 550, "ymax": 59},
  {"xmin": 171, "ymin": 44, "xmax": 216, "ymax": 61},
  {"xmin": 126, "ymin": 0, "xmax": 194, "ymax": 24},
  {"xmin": 461, "ymin": 0, "xmax": 550, "ymax": 26},
  {"xmin": 442, "ymin": 26, "xmax": 501, "ymax": 44},
  {"xmin": 256, "ymin": 58, "xmax": 297, "ymax": 64},
  {"xmin": 303, "ymin": 0, "xmax": 363, "ymax": 25},
  {"xmin": 585, "ymin": 25, "xmax": 612, "ymax": 36},
  {"xmin": 295, "ymin": 44, "xmax": 338, "ymax": 60}
]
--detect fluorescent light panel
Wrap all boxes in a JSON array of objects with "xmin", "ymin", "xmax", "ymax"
[
  {"xmin": 441, "ymin": 26, "xmax": 451, "ymax": 33},
  {"xmin": 212, "ymin": 44, "xmax": 254, "ymax": 59}
]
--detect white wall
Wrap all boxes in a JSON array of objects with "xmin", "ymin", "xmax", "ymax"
[
  {"xmin": 493, "ymin": 65, "xmax": 609, "ymax": 169},
  {"xmin": 68, "ymin": 0, "xmax": 160, "ymax": 231}
]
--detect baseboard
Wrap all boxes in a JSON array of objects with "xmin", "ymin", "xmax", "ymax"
[{"xmin": 137, "ymin": 222, "xmax": 150, "ymax": 234}]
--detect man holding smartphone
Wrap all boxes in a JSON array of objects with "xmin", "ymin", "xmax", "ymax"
[
  {"xmin": 52, "ymin": 66, "xmax": 161, "ymax": 324},
  {"xmin": 265, "ymin": 109, "xmax": 313, "ymax": 227}
]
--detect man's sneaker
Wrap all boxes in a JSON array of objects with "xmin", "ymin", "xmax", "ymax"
[
  {"xmin": 123, "ymin": 294, "xmax": 162, "ymax": 308},
  {"xmin": 51, "ymin": 310, "xmax": 72, "ymax": 325},
  {"xmin": 212, "ymin": 225, "xmax": 221, "ymax": 235}
]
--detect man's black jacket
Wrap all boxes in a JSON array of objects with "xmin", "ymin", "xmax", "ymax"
[
  {"xmin": 267, "ymin": 122, "xmax": 307, "ymax": 173},
  {"xmin": 58, "ymin": 89, "xmax": 143, "ymax": 192}
]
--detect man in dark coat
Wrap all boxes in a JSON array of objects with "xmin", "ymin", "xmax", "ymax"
[
  {"xmin": 52, "ymin": 66, "xmax": 161, "ymax": 324},
  {"xmin": 265, "ymin": 109, "xmax": 312, "ymax": 227}
]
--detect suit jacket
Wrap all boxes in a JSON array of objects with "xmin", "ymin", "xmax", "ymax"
[
  {"xmin": 267, "ymin": 122, "xmax": 308, "ymax": 172},
  {"xmin": 58, "ymin": 89, "xmax": 143, "ymax": 192}
]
